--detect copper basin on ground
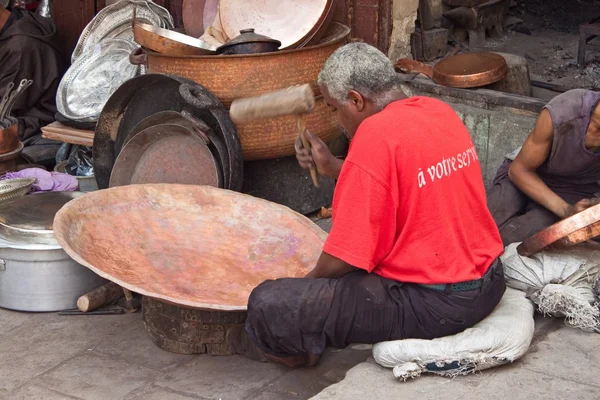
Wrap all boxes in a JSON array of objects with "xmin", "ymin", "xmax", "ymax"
[{"xmin": 53, "ymin": 184, "xmax": 327, "ymax": 311}]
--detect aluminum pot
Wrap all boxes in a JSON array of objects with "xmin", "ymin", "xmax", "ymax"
[{"xmin": 0, "ymin": 240, "xmax": 107, "ymax": 312}]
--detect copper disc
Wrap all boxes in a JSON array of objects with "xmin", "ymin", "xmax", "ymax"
[
  {"xmin": 517, "ymin": 203, "xmax": 600, "ymax": 257},
  {"xmin": 433, "ymin": 52, "xmax": 508, "ymax": 88},
  {"xmin": 109, "ymin": 124, "xmax": 221, "ymax": 188}
]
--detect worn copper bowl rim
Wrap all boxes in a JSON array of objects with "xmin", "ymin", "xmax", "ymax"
[
  {"xmin": 433, "ymin": 52, "xmax": 508, "ymax": 88},
  {"xmin": 517, "ymin": 203, "xmax": 600, "ymax": 257},
  {"xmin": 143, "ymin": 22, "xmax": 350, "ymax": 60}
]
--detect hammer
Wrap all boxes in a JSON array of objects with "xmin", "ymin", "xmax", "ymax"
[{"xmin": 229, "ymin": 84, "xmax": 320, "ymax": 187}]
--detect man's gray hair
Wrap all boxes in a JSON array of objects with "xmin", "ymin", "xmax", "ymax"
[{"xmin": 318, "ymin": 42, "xmax": 399, "ymax": 109}]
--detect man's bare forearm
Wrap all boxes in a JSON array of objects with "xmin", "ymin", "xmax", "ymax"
[
  {"xmin": 509, "ymin": 164, "xmax": 570, "ymax": 218},
  {"xmin": 305, "ymin": 251, "xmax": 356, "ymax": 279}
]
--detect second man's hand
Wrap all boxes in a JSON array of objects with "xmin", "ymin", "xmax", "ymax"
[{"xmin": 295, "ymin": 131, "xmax": 344, "ymax": 179}]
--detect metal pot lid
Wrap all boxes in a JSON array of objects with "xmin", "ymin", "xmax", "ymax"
[
  {"xmin": 57, "ymin": 39, "xmax": 140, "ymax": 123},
  {"xmin": 219, "ymin": 28, "xmax": 281, "ymax": 48},
  {"xmin": 0, "ymin": 191, "xmax": 84, "ymax": 245},
  {"xmin": 72, "ymin": 0, "xmax": 174, "ymax": 63}
]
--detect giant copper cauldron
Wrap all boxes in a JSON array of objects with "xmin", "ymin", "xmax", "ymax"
[{"xmin": 136, "ymin": 22, "xmax": 350, "ymax": 161}]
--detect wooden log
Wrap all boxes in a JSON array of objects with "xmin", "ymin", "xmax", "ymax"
[
  {"xmin": 486, "ymin": 52, "xmax": 532, "ymax": 97},
  {"xmin": 77, "ymin": 282, "xmax": 124, "ymax": 312}
]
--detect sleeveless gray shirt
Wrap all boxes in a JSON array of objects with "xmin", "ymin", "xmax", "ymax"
[{"xmin": 507, "ymin": 89, "xmax": 600, "ymax": 197}]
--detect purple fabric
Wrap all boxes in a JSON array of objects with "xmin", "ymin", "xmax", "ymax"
[{"xmin": 1, "ymin": 168, "xmax": 78, "ymax": 192}]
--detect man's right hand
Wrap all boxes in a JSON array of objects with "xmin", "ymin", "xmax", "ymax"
[
  {"xmin": 295, "ymin": 131, "xmax": 343, "ymax": 179},
  {"xmin": 563, "ymin": 198, "xmax": 600, "ymax": 218}
]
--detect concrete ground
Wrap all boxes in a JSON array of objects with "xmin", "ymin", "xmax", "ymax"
[{"xmin": 1, "ymin": 307, "xmax": 599, "ymax": 400}]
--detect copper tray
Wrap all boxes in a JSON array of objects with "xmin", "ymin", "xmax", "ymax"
[
  {"xmin": 53, "ymin": 184, "xmax": 327, "ymax": 311},
  {"xmin": 109, "ymin": 124, "xmax": 221, "ymax": 188},
  {"xmin": 218, "ymin": 0, "xmax": 331, "ymax": 49},
  {"xmin": 94, "ymin": 74, "xmax": 244, "ymax": 191},
  {"xmin": 395, "ymin": 52, "xmax": 508, "ymax": 88},
  {"xmin": 517, "ymin": 203, "xmax": 600, "ymax": 257}
]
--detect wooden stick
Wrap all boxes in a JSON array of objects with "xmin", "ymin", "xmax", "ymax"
[
  {"xmin": 298, "ymin": 115, "xmax": 319, "ymax": 187},
  {"xmin": 77, "ymin": 282, "xmax": 123, "ymax": 313}
]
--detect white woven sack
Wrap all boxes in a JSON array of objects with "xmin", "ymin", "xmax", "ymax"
[
  {"xmin": 501, "ymin": 243, "xmax": 600, "ymax": 331},
  {"xmin": 372, "ymin": 288, "xmax": 534, "ymax": 380}
]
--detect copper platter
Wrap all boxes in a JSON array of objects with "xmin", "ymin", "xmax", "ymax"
[
  {"xmin": 395, "ymin": 52, "xmax": 508, "ymax": 88},
  {"xmin": 109, "ymin": 124, "xmax": 221, "ymax": 188},
  {"xmin": 218, "ymin": 0, "xmax": 331, "ymax": 49},
  {"xmin": 94, "ymin": 74, "xmax": 243, "ymax": 190},
  {"xmin": 517, "ymin": 203, "xmax": 600, "ymax": 257},
  {"xmin": 53, "ymin": 184, "xmax": 327, "ymax": 311}
]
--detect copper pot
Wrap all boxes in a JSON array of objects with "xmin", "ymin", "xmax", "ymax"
[
  {"xmin": 0, "ymin": 123, "xmax": 20, "ymax": 155},
  {"xmin": 131, "ymin": 22, "xmax": 350, "ymax": 161}
]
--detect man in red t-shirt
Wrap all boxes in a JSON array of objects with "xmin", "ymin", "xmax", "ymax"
[{"xmin": 227, "ymin": 43, "xmax": 506, "ymax": 368}]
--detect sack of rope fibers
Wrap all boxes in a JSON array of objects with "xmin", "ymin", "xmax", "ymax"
[
  {"xmin": 372, "ymin": 288, "xmax": 534, "ymax": 380},
  {"xmin": 501, "ymin": 243, "xmax": 600, "ymax": 331}
]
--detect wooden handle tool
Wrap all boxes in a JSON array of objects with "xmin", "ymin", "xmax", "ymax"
[{"xmin": 230, "ymin": 84, "xmax": 320, "ymax": 187}]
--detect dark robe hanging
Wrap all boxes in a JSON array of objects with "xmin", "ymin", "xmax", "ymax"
[{"xmin": 0, "ymin": 7, "xmax": 65, "ymax": 147}]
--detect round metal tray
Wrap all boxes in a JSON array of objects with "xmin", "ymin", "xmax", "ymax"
[
  {"xmin": 0, "ymin": 191, "xmax": 84, "ymax": 245},
  {"xmin": 109, "ymin": 124, "xmax": 221, "ymax": 188},
  {"xmin": 0, "ymin": 178, "xmax": 35, "ymax": 204}
]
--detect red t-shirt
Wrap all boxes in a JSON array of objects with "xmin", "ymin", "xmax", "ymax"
[{"xmin": 323, "ymin": 96, "xmax": 503, "ymax": 284}]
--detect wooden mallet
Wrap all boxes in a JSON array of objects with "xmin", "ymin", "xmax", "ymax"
[{"xmin": 229, "ymin": 84, "xmax": 319, "ymax": 187}]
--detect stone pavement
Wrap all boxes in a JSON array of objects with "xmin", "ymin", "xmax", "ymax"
[
  {"xmin": 315, "ymin": 316, "xmax": 600, "ymax": 400},
  {"xmin": 1, "ymin": 306, "xmax": 599, "ymax": 400},
  {"xmin": 0, "ymin": 308, "xmax": 371, "ymax": 400}
]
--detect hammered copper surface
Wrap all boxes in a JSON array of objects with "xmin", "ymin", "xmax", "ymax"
[
  {"xmin": 109, "ymin": 124, "xmax": 221, "ymax": 188},
  {"xmin": 145, "ymin": 22, "xmax": 350, "ymax": 107},
  {"xmin": 218, "ymin": 0, "xmax": 330, "ymax": 49},
  {"xmin": 133, "ymin": 22, "xmax": 216, "ymax": 56},
  {"xmin": 517, "ymin": 203, "xmax": 600, "ymax": 257},
  {"xmin": 53, "ymin": 184, "xmax": 327, "ymax": 310},
  {"xmin": 432, "ymin": 52, "xmax": 508, "ymax": 88}
]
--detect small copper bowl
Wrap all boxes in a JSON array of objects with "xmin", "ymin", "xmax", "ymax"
[{"xmin": 0, "ymin": 124, "xmax": 20, "ymax": 155}]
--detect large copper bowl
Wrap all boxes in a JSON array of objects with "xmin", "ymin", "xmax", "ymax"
[
  {"xmin": 53, "ymin": 184, "xmax": 327, "ymax": 311},
  {"xmin": 144, "ymin": 22, "xmax": 350, "ymax": 160}
]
